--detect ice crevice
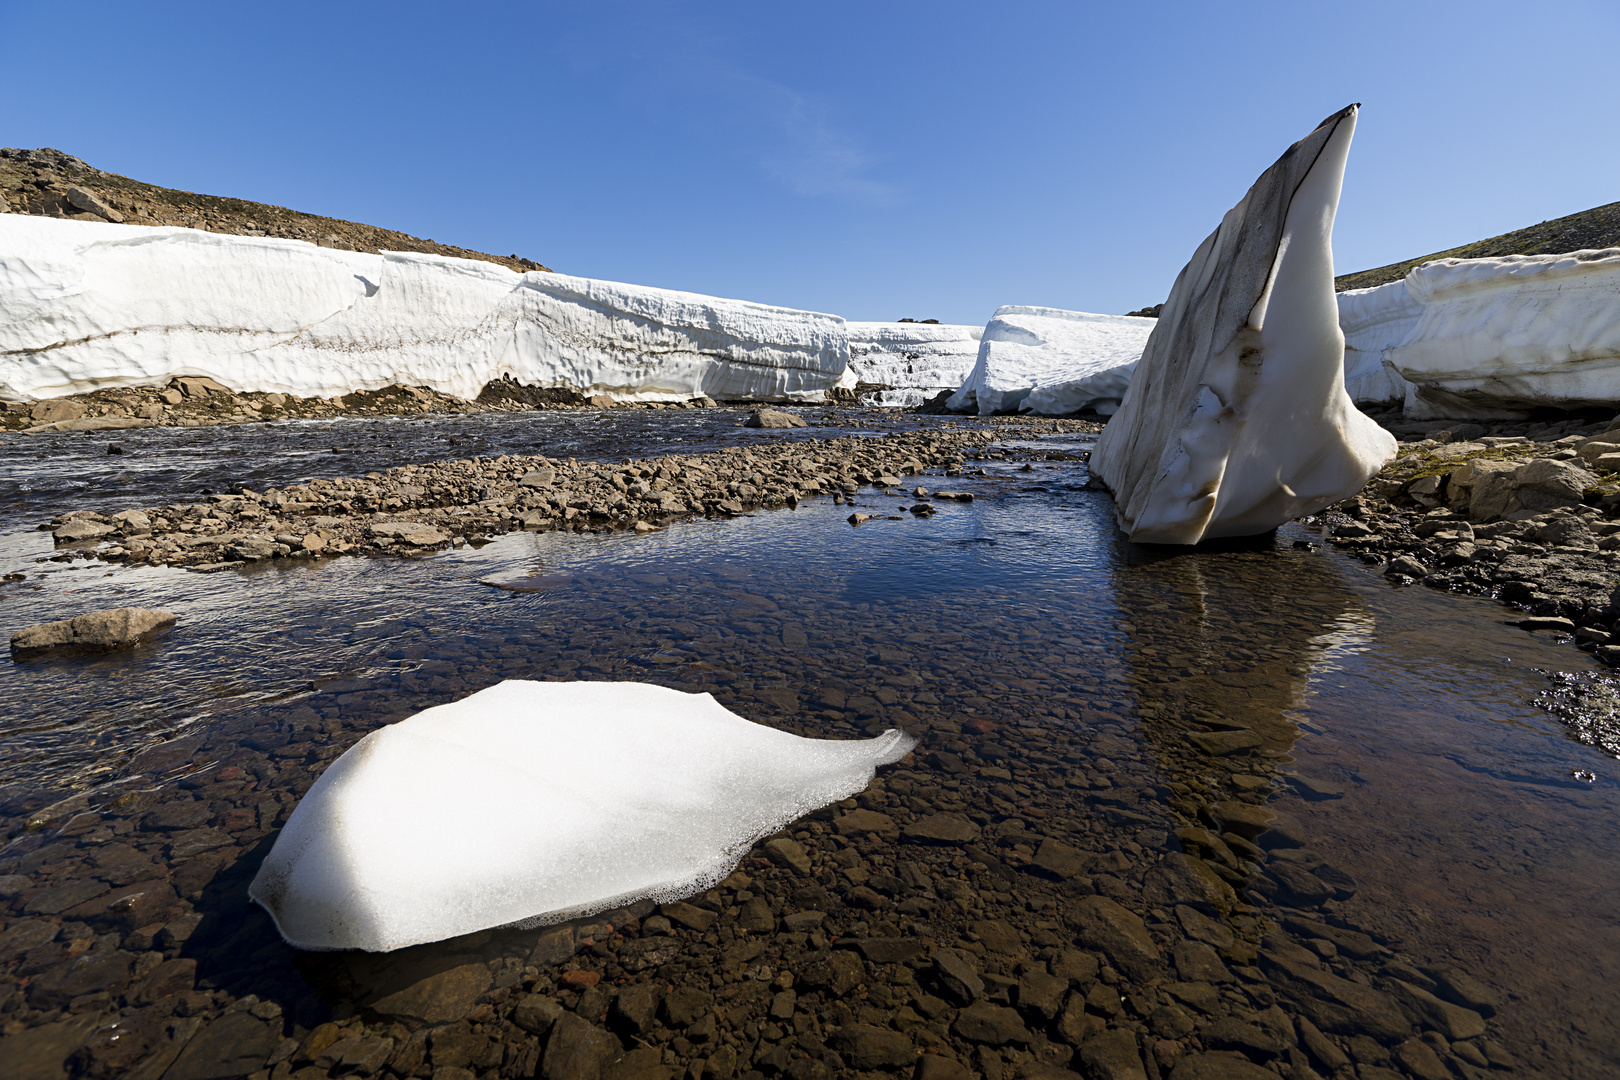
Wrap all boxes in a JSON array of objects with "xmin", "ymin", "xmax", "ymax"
[{"xmin": 248, "ymin": 680, "xmax": 917, "ymax": 953}]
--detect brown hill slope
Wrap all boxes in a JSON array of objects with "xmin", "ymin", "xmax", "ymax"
[
  {"xmin": 1334, "ymin": 199, "xmax": 1620, "ymax": 292},
  {"xmin": 0, "ymin": 146, "xmax": 551, "ymax": 273}
]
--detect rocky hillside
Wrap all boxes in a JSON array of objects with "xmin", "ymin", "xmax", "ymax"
[
  {"xmin": 1334, "ymin": 199, "xmax": 1620, "ymax": 292},
  {"xmin": 0, "ymin": 147, "xmax": 551, "ymax": 273}
]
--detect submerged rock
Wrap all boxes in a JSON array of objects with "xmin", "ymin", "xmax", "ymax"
[
  {"xmin": 10, "ymin": 607, "xmax": 177, "ymax": 656},
  {"xmin": 1090, "ymin": 105, "xmax": 1396, "ymax": 543}
]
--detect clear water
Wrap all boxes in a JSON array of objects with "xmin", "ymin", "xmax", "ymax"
[{"xmin": 1, "ymin": 411, "xmax": 1615, "ymax": 1075}]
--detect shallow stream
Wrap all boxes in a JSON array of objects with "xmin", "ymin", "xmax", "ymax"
[{"xmin": 0, "ymin": 410, "xmax": 1615, "ymax": 1077}]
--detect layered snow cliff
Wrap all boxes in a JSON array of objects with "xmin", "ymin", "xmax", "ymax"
[
  {"xmin": 946, "ymin": 306, "xmax": 1154, "ymax": 416},
  {"xmin": 1336, "ymin": 249, "xmax": 1620, "ymax": 419},
  {"xmin": 0, "ymin": 215, "xmax": 849, "ymax": 402}
]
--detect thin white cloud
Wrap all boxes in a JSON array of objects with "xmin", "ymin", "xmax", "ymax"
[{"xmin": 745, "ymin": 79, "xmax": 899, "ymax": 204}]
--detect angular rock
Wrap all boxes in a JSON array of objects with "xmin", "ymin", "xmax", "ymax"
[
  {"xmin": 744, "ymin": 409, "xmax": 808, "ymax": 429},
  {"xmin": 1389, "ymin": 980, "xmax": 1486, "ymax": 1040},
  {"xmin": 903, "ymin": 813, "xmax": 980, "ymax": 845},
  {"xmin": 1031, "ymin": 838, "xmax": 1091, "ymax": 879},
  {"xmin": 1077, "ymin": 1028, "xmax": 1147, "ymax": 1080},
  {"xmin": 1071, "ymin": 895, "xmax": 1161, "ymax": 981},
  {"xmin": 1261, "ymin": 953, "xmax": 1410, "ymax": 1041},
  {"xmin": 799, "ymin": 950, "xmax": 865, "ymax": 996},
  {"xmin": 367, "ymin": 962, "xmax": 491, "ymax": 1024},
  {"xmin": 932, "ymin": 949, "xmax": 984, "ymax": 1005},
  {"xmin": 1167, "ymin": 1052, "xmax": 1276, "ymax": 1080},
  {"xmin": 827, "ymin": 1024, "xmax": 914, "ymax": 1069},
  {"xmin": 543, "ymin": 1013, "xmax": 623, "ymax": 1080},
  {"xmin": 162, "ymin": 1012, "xmax": 279, "ymax": 1080},
  {"xmin": 951, "ymin": 1002, "xmax": 1029, "ymax": 1046},
  {"xmin": 53, "ymin": 518, "xmax": 117, "ymax": 542},
  {"xmin": 764, "ymin": 837, "xmax": 813, "ymax": 875},
  {"xmin": 11, "ymin": 607, "xmax": 177, "ymax": 655},
  {"xmin": 833, "ymin": 808, "xmax": 898, "ymax": 839},
  {"xmin": 1089, "ymin": 105, "xmax": 1394, "ymax": 542}
]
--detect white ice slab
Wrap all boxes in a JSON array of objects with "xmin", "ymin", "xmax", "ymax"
[
  {"xmin": 945, "ymin": 307, "xmax": 1153, "ymax": 416},
  {"xmin": 1337, "ymin": 249, "xmax": 1620, "ymax": 419},
  {"xmin": 1089, "ymin": 106, "xmax": 1396, "ymax": 544},
  {"xmin": 845, "ymin": 322, "xmax": 982, "ymax": 400},
  {"xmin": 0, "ymin": 215, "xmax": 850, "ymax": 403},
  {"xmin": 248, "ymin": 680, "xmax": 916, "ymax": 952},
  {"xmin": 1336, "ymin": 282, "xmax": 1422, "ymax": 405}
]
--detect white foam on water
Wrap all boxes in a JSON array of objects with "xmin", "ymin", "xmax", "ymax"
[{"xmin": 248, "ymin": 680, "xmax": 916, "ymax": 952}]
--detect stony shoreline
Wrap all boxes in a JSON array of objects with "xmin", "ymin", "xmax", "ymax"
[
  {"xmin": 1315, "ymin": 412, "xmax": 1620, "ymax": 672},
  {"xmin": 34, "ymin": 419, "xmax": 1098, "ymax": 574}
]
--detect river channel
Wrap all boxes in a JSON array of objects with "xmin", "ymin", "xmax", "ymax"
[{"xmin": 0, "ymin": 408, "xmax": 1614, "ymax": 1079}]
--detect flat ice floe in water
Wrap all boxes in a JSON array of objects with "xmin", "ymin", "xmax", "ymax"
[
  {"xmin": 1089, "ymin": 104, "xmax": 1396, "ymax": 543},
  {"xmin": 248, "ymin": 680, "xmax": 916, "ymax": 952}
]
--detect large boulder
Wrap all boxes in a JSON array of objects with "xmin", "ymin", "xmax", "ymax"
[
  {"xmin": 1089, "ymin": 105, "xmax": 1396, "ymax": 543},
  {"xmin": 10, "ymin": 608, "xmax": 177, "ymax": 656}
]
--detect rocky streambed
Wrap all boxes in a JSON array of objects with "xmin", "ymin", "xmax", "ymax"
[
  {"xmin": 30, "ymin": 423, "xmax": 1100, "ymax": 574},
  {"xmin": 1, "ymin": 408, "xmax": 1615, "ymax": 1080}
]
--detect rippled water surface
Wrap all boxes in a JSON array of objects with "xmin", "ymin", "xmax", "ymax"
[{"xmin": 1, "ymin": 410, "xmax": 1616, "ymax": 1077}]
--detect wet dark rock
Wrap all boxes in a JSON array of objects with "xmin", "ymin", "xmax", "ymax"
[
  {"xmin": 840, "ymin": 936, "xmax": 926, "ymax": 964},
  {"xmin": 951, "ymin": 1002, "xmax": 1029, "ymax": 1046},
  {"xmin": 1167, "ymin": 1052, "xmax": 1277, "ymax": 1080},
  {"xmin": 1265, "ymin": 863, "xmax": 1334, "ymax": 907},
  {"xmin": 22, "ymin": 878, "xmax": 109, "ymax": 915},
  {"xmin": 0, "ymin": 1017, "xmax": 100, "ymax": 1080},
  {"xmin": 660, "ymin": 986, "xmax": 715, "ymax": 1027},
  {"xmin": 799, "ymin": 950, "xmax": 864, "ymax": 996},
  {"xmin": 27, "ymin": 949, "xmax": 133, "ymax": 1007},
  {"xmin": 833, "ymin": 808, "xmax": 898, "ymax": 839},
  {"xmin": 1186, "ymin": 730, "xmax": 1263, "ymax": 756},
  {"xmin": 904, "ymin": 813, "xmax": 980, "ymax": 844},
  {"xmin": 1200, "ymin": 1018, "xmax": 1283, "ymax": 1058},
  {"xmin": 763, "ymin": 838, "xmax": 812, "ymax": 875},
  {"xmin": 1071, "ymin": 896, "xmax": 1160, "ymax": 982},
  {"xmin": 1393, "ymin": 1037, "xmax": 1450, "ymax": 1080},
  {"xmin": 1077, "ymin": 1028, "xmax": 1146, "ymax": 1080},
  {"xmin": 827, "ymin": 1023, "xmax": 914, "ymax": 1069},
  {"xmin": 609, "ymin": 981, "xmax": 662, "ymax": 1035},
  {"xmin": 1030, "ymin": 838, "xmax": 1091, "ymax": 879},
  {"xmin": 1260, "ymin": 953, "xmax": 1410, "ymax": 1042},
  {"xmin": 1389, "ymin": 980, "xmax": 1486, "ymax": 1040},
  {"xmin": 1014, "ymin": 969, "xmax": 1066, "ymax": 1021},
  {"xmin": 912, "ymin": 1055, "xmax": 972, "ymax": 1080},
  {"xmin": 1172, "ymin": 941, "xmax": 1233, "ymax": 984},
  {"xmin": 661, "ymin": 900, "xmax": 718, "ymax": 932},
  {"xmin": 366, "ymin": 961, "xmax": 492, "ymax": 1023},
  {"xmin": 162, "ymin": 1011, "xmax": 279, "ymax": 1080},
  {"xmin": 1426, "ymin": 965, "xmax": 1498, "ymax": 1017},
  {"xmin": 932, "ymin": 949, "xmax": 984, "ymax": 1005},
  {"xmin": 543, "ymin": 1013, "xmax": 624, "ymax": 1080},
  {"xmin": 1295, "ymin": 1016, "xmax": 1349, "ymax": 1071},
  {"xmin": 515, "ymin": 993, "xmax": 566, "ymax": 1035}
]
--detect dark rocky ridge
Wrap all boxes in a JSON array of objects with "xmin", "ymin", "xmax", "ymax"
[{"xmin": 0, "ymin": 147, "xmax": 551, "ymax": 274}]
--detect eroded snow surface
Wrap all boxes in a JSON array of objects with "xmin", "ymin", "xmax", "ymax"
[
  {"xmin": 1337, "ymin": 249, "xmax": 1620, "ymax": 419},
  {"xmin": 0, "ymin": 215, "xmax": 849, "ymax": 403},
  {"xmin": 946, "ymin": 306, "xmax": 1154, "ymax": 416},
  {"xmin": 248, "ymin": 680, "xmax": 915, "ymax": 952},
  {"xmin": 1089, "ymin": 105, "xmax": 1396, "ymax": 543}
]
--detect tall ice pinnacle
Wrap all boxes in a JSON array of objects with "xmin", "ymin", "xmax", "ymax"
[{"xmin": 1089, "ymin": 105, "xmax": 1396, "ymax": 544}]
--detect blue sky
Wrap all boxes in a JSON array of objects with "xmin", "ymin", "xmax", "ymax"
[{"xmin": 4, "ymin": 1, "xmax": 1616, "ymax": 324}]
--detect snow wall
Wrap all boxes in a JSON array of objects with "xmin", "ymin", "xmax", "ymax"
[
  {"xmin": 945, "ymin": 306, "xmax": 1155, "ymax": 416},
  {"xmin": 1336, "ymin": 248, "xmax": 1620, "ymax": 419},
  {"xmin": 0, "ymin": 214, "xmax": 850, "ymax": 403},
  {"xmin": 844, "ymin": 321, "xmax": 982, "ymax": 407}
]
